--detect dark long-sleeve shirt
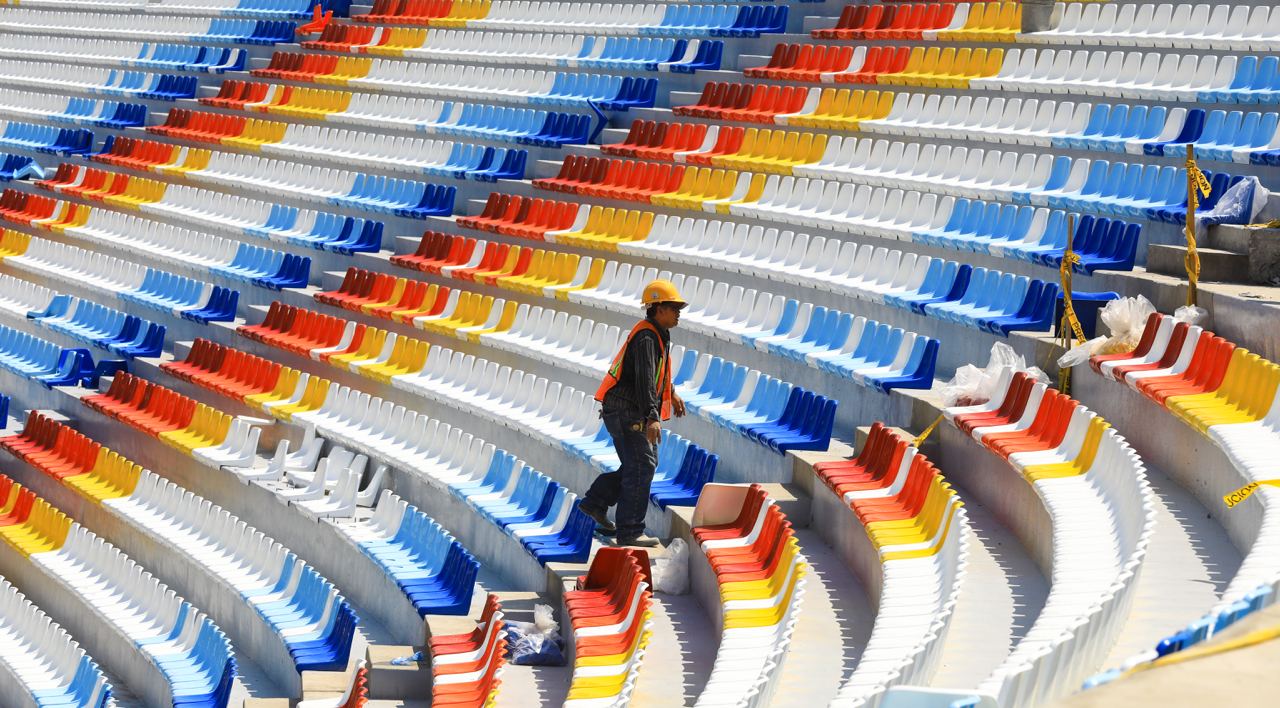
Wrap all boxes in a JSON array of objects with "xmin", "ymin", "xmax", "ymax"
[{"xmin": 600, "ymin": 316, "xmax": 671, "ymax": 424}]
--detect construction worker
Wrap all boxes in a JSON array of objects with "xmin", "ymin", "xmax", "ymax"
[{"xmin": 580, "ymin": 279, "xmax": 687, "ymax": 548}]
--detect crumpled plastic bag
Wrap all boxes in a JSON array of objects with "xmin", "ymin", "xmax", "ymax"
[
  {"xmin": 505, "ymin": 604, "xmax": 566, "ymax": 666},
  {"xmin": 1197, "ymin": 176, "xmax": 1271, "ymax": 231},
  {"xmin": 942, "ymin": 342, "xmax": 1049, "ymax": 407},
  {"xmin": 1058, "ymin": 295, "xmax": 1157, "ymax": 369},
  {"xmin": 652, "ymin": 537, "xmax": 690, "ymax": 595},
  {"xmin": 1173, "ymin": 304, "xmax": 1207, "ymax": 326}
]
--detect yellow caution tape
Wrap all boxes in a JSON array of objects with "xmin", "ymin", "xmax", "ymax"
[
  {"xmin": 1121, "ymin": 623, "xmax": 1280, "ymax": 680},
  {"xmin": 1059, "ymin": 251, "xmax": 1087, "ymax": 345},
  {"xmin": 1184, "ymin": 147, "xmax": 1204, "ymax": 308},
  {"xmin": 913, "ymin": 413, "xmax": 945, "ymax": 448},
  {"xmin": 1188, "ymin": 163, "xmax": 1212, "ymax": 199},
  {"xmin": 1223, "ymin": 480, "xmax": 1280, "ymax": 508}
]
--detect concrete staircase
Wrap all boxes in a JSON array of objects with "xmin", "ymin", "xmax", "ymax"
[{"xmin": 1148, "ymin": 224, "xmax": 1280, "ymax": 286}]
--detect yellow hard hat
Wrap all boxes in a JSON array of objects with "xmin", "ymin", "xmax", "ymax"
[{"xmin": 642, "ymin": 279, "xmax": 686, "ymax": 307}]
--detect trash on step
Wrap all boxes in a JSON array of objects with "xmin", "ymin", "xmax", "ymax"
[
  {"xmin": 505, "ymin": 604, "xmax": 566, "ymax": 666},
  {"xmin": 652, "ymin": 537, "xmax": 690, "ymax": 595},
  {"xmin": 389, "ymin": 651, "xmax": 424, "ymax": 666},
  {"xmin": 1058, "ymin": 295, "xmax": 1157, "ymax": 369},
  {"xmin": 943, "ymin": 342, "xmax": 1048, "ymax": 407}
]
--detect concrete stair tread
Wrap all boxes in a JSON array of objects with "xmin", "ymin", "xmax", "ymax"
[
  {"xmin": 770, "ymin": 528, "xmax": 876, "ymax": 707},
  {"xmin": 929, "ymin": 491, "xmax": 1048, "ymax": 689},
  {"xmin": 629, "ymin": 593, "xmax": 719, "ymax": 708},
  {"xmin": 489, "ymin": 592, "xmax": 572, "ymax": 708},
  {"xmin": 1146, "ymin": 244, "xmax": 1251, "ymax": 284},
  {"xmin": 1098, "ymin": 464, "xmax": 1242, "ymax": 668}
]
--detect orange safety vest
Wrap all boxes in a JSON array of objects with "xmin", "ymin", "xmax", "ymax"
[{"xmin": 595, "ymin": 320, "xmax": 673, "ymax": 421}]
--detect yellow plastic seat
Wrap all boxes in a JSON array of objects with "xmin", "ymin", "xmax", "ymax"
[
  {"xmin": 881, "ymin": 499, "xmax": 963, "ymax": 562},
  {"xmin": 270, "ymin": 375, "xmax": 332, "ymax": 421},
  {"xmin": 550, "ymin": 259, "xmax": 605, "ymax": 301},
  {"xmin": 1022, "ymin": 417, "xmax": 1111, "ymax": 482},
  {"xmin": 246, "ymin": 367, "xmax": 301, "ymax": 410},
  {"xmin": 462, "ymin": 301, "xmax": 517, "ymax": 344},
  {"xmin": 1167, "ymin": 352, "xmax": 1279, "ymax": 432},
  {"xmin": 722, "ymin": 564, "xmax": 806, "ymax": 629},
  {"xmin": 0, "ymin": 229, "xmax": 31, "ymax": 258}
]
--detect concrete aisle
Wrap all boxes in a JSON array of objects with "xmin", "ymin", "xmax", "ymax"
[
  {"xmin": 772, "ymin": 528, "xmax": 877, "ymax": 707},
  {"xmin": 931, "ymin": 493, "xmax": 1049, "ymax": 689},
  {"xmin": 1097, "ymin": 464, "xmax": 1242, "ymax": 669}
]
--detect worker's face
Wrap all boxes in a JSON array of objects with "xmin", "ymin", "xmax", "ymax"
[{"xmin": 655, "ymin": 303, "xmax": 683, "ymax": 329}]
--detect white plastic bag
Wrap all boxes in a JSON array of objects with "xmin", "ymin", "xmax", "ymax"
[
  {"xmin": 652, "ymin": 537, "xmax": 690, "ymax": 595},
  {"xmin": 505, "ymin": 603, "xmax": 565, "ymax": 666},
  {"xmin": 1057, "ymin": 295, "xmax": 1156, "ymax": 369},
  {"xmin": 942, "ymin": 342, "xmax": 1048, "ymax": 407},
  {"xmin": 1173, "ymin": 305, "xmax": 1207, "ymax": 326}
]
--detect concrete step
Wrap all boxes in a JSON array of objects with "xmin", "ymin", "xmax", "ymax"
[
  {"xmin": 1097, "ymin": 464, "xmax": 1242, "ymax": 668},
  {"xmin": 1209, "ymin": 224, "xmax": 1280, "ymax": 285},
  {"xmin": 1147, "ymin": 244, "xmax": 1251, "ymax": 284},
  {"xmin": 929, "ymin": 491, "xmax": 1049, "ymax": 688},
  {"xmin": 629, "ymin": 593, "xmax": 718, "ymax": 707},
  {"xmin": 770, "ymin": 528, "xmax": 876, "ymax": 707},
  {"xmin": 493, "ymin": 593, "xmax": 572, "ymax": 708}
]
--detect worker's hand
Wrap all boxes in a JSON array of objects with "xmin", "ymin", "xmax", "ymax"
[
  {"xmin": 645, "ymin": 420, "xmax": 661, "ymax": 446},
  {"xmin": 672, "ymin": 393, "xmax": 686, "ymax": 418}
]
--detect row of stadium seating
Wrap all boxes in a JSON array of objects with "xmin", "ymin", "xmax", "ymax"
[
  {"xmin": 0, "ymin": 576, "xmax": 111, "ymax": 708},
  {"xmin": 429, "ymin": 594, "xmax": 505, "ymax": 708},
  {"xmin": 0, "ymin": 412, "xmax": 359, "ymax": 672},
  {"xmin": 324, "ymin": 258, "xmax": 938, "ymax": 390},
  {"xmin": 0, "ymin": 473, "xmax": 237, "ymax": 707},
  {"xmin": 461, "ymin": 192, "xmax": 1063, "ymax": 336},
  {"xmin": 0, "ymin": 10, "xmax": 298, "ymax": 44},
  {"xmin": 338, "ymin": 489, "xmax": 479, "ymax": 616},
  {"xmin": 811, "ymin": 422, "xmax": 967, "ymax": 706},
  {"xmin": 251, "ymin": 54, "xmax": 662, "ymax": 110},
  {"xmin": 0, "ymin": 231, "xmax": 240, "ymax": 324},
  {"xmin": 4, "ymin": 186, "xmax": 312, "ymax": 289},
  {"xmin": 819, "ymin": 2, "xmax": 1280, "ymax": 48},
  {"xmin": 0, "ymin": 36, "xmax": 247, "ymax": 74},
  {"xmin": 6, "ymin": 0, "xmax": 348, "ymax": 20},
  {"xmin": 563, "ymin": 548, "xmax": 653, "ymax": 707},
  {"xmin": 617, "ymin": 103, "xmax": 1280, "ymax": 166},
  {"xmin": 0, "ymin": 90, "xmax": 148, "ymax": 129},
  {"xmin": 1089, "ymin": 312, "xmax": 1280, "ymax": 606},
  {"xmin": 352, "ymin": 1, "xmax": 791, "ymax": 37},
  {"xmin": 200, "ymin": 82, "xmax": 596, "ymax": 147},
  {"xmin": 305, "ymin": 28, "xmax": 725, "ymax": 73},
  {"xmin": 944, "ymin": 367, "xmax": 1156, "ymax": 704},
  {"xmin": 688, "ymin": 483, "xmax": 807, "ymax": 707}
]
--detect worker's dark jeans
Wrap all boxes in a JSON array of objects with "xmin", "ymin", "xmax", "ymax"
[{"xmin": 583, "ymin": 414, "xmax": 657, "ymax": 540}]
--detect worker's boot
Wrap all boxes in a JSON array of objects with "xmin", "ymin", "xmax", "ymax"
[
  {"xmin": 582, "ymin": 504, "xmax": 617, "ymax": 535},
  {"xmin": 617, "ymin": 534, "xmax": 660, "ymax": 548}
]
